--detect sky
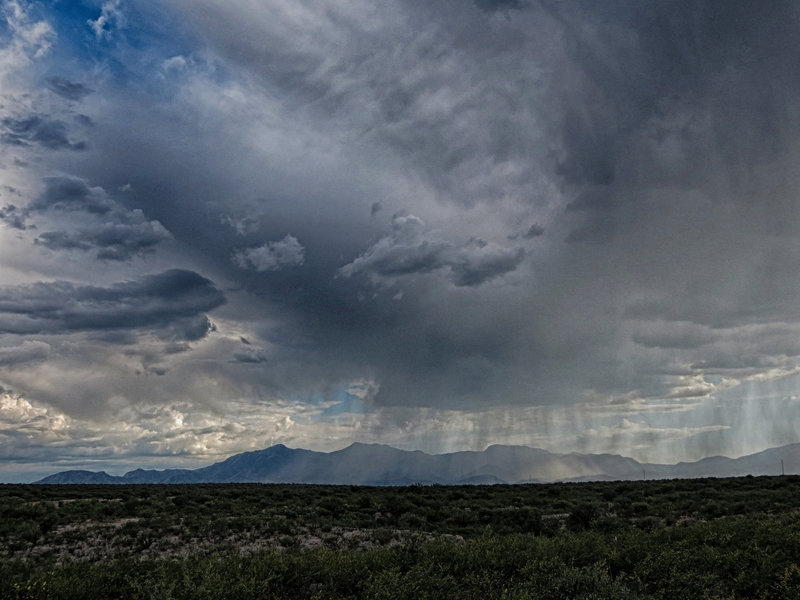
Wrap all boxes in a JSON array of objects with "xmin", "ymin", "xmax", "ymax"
[{"xmin": 2, "ymin": 0, "xmax": 800, "ymax": 481}]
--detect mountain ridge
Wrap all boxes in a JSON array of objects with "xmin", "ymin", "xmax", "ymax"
[{"xmin": 35, "ymin": 442, "xmax": 800, "ymax": 485}]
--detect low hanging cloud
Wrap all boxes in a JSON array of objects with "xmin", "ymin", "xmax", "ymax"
[
  {"xmin": 232, "ymin": 234, "xmax": 305, "ymax": 271},
  {"xmin": 631, "ymin": 321, "xmax": 717, "ymax": 350},
  {"xmin": 0, "ymin": 269, "xmax": 226, "ymax": 338},
  {"xmin": 339, "ymin": 213, "xmax": 524, "ymax": 287},
  {"xmin": 31, "ymin": 175, "xmax": 114, "ymax": 214},
  {"xmin": 23, "ymin": 175, "xmax": 172, "ymax": 260},
  {"xmin": 0, "ymin": 340, "xmax": 50, "ymax": 366},
  {"xmin": 36, "ymin": 212, "xmax": 172, "ymax": 261}
]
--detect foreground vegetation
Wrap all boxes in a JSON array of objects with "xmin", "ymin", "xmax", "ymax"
[{"xmin": 2, "ymin": 476, "xmax": 800, "ymax": 598}]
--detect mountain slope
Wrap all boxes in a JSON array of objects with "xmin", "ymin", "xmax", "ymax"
[{"xmin": 34, "ymin": 442, "xmax": 800, "ymax": 485}]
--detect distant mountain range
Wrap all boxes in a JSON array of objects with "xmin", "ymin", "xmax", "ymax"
[{"xmin": 35, "ymin": 442, "xmax": 800, "ymax": 485}]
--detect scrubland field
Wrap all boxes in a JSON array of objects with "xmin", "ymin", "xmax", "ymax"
[{"xmin": 2, "ymin": 476, "xmax": 800, "ymax": 599}]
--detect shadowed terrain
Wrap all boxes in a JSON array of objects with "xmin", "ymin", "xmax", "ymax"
[{"xmin": 3, "ymin": 476, "xmax": 800, "ymax": 598}]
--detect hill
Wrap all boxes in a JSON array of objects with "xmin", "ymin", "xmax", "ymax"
[{"xmin": 35, "ymin": 442, "xmax": 800, "ymax": 484}]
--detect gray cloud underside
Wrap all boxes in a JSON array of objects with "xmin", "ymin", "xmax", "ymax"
[
  {"xmin": 32, "ymin": 176, "xmax": 114, "ymax": 214},
  {"xmin": 0, "ymin": 270, "xmax": 225, "ymax": 337},
  {"xmin": 191, "ymin": 1, "xmax": 800, "ymax": 407},
  {"xmin": 22, "ymin": 175, "xmax": 172, "ymax": 260},
  {"xmin": 36, "ymin": 216, "xmax": 171, "ymax": 260},
  {"xmin": 79, "ymin": 0, "xmax": 797, "ymax": 413},
  {"xmin": 0, "ymin": 340, "xmax": 50, "ymax": 366},
  {"xmin": 339, "ymin": 214, "xmax": 525, "ymax": 287}
]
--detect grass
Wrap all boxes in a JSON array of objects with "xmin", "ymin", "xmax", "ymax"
[{"xmin": 2, "ymin": 476, "xmax": 800, "ymax": 598}]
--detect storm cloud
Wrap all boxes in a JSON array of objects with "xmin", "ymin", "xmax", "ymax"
[
  {"xmin": 31, "ymin": 175, "xmax": 114, "ymax": 214},
  {"xmin": 23, "ymin": 175, "xmax": 172, "ymax": 260},
  {"xmin": 339, "ymin": 214, "xmax": 525, "ymax": 287},
  {"xmin": 0, "ymin": 270, "xmax": 225, "ymax": 337},
  {"xmin": 0, "ymin": 340, "xmax": 50, "ymax": 366},
  {"xmin": 3, "ymin": 0, "xmax": 800, "ymax": 478},
  {"xmin": 36, "ymin": 214, "xmax": 171, "ymax": 260}
]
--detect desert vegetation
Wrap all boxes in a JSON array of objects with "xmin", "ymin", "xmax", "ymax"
[{"xmin": 2, "ymin": 475, "xmax": 800, "ymax": 598}]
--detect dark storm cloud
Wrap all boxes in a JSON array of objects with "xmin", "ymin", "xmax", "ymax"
[
  {"xmin": 90, "ymin": 331, "xmax": 138, "ymax": 345},
  {"xmin": 339, "ymin": 214, "xmax": 524, "ymax": 287},
  {"xmin": 100, "ymin": 0, "xmax": 746, "ymax": 416},
  {"xmin": 45, "ymin": 76, "xmax": 93, "ymax": 101},
  {"xmin": 24, "ymin": 176, "xmax": 171, "ymax": 260},
  {"xmin": 158, "ymin": 315, "xmax": 216, "ymax": 342},
  {"xmin": 690, "ymin": 356, "xmax": 781, "ymax": 372},
  {"xmin": 74, "ymin": 114, "xmax": 94, "ymax": 128},
  {"xmin": 1, "ymin": 115, "xmax": 86, "ymax": 150},
  {"xmin": 474, "ymin": 0, "xmax": 523, "ymax": 12},
  {"xmin": 563, "ymin": 216, "xmax": 615, "ymax": 245},
  {"xmin": 450, "ymin": 241, "xmax": 525, "ymax": 287},
  {"xmin": 36, "ymin": 216, "xmax": 171, "ymax": 261},
  {"xmin": 546, "ymin": 0, "xmax": 800, "ymax": 193},
  {"xmin": 31, "ymin": 176, "xmax": 113, "ymax": 214},
  {"xmin": 3, "ymin": 0, "xmax": 799, "ymax": 470},
  {"xmin": 565, "ymin": 187, "xmax": 614, "ymax": 213},
  {"xmin": 0, "ymin": 270, "xmax": 225, "ymax": 337},
  {"xmin": 532, "ymin": 0, "xmax": 800, "ymax": 384},
  {"xmin": 523, "ymin": 224, "xmax": 544, "ymax": 238},
  {"xmin": 116, "ymin": 0, "xmax": 800, "ymax": 420},
  {"xmin": 339, "ymin": 214, "xmax": 449, "ymax": 278},
  {"xmin": 168, "ymin": 0, "xmax": 560, "ymax": 209},
  {"xmin": 508, "ymin": 223, "xmax": 545, "ymax": 241},
  {"xmin": 631, "ymin": 322, "xmax": 715, "ymax": 350}
]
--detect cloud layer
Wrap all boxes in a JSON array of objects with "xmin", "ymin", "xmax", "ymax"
[
  {"xmin": 3, "ymin": 0, "xmax": 800, "ymax": 479},
  {"xmin": 0, "ymin": 269, "xmax": 224, "ymax": 336},
  {"xmin": 339, "ymin": 213, "xmax": 525, "ymax": 287}
]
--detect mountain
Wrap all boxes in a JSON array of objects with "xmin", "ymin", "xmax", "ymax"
[
  {"xmin": 34, "ymin": 442, "xmax": 800, "ymax": 485},
  {"xmin": 34, "ymin": 470, "xmax": 121, "ymax": 484}
]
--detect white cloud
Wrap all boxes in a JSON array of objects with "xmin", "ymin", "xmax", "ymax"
[
  {"xmin": 162, "ymin": 55, "xmax": 188, "ymax": 72},
  {"xmin": 0, "ymin": 0, "xmax": 55, "ymax": 79},
  {"xmin": 0, "ymin": 388, "xmax": 71, "ymax": 452},
  {"xmin": 88, "ymin": 0, "xmax": 124, "ymax": 41}
]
